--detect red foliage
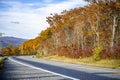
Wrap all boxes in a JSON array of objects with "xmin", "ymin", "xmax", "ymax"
[
  {"xmin": 79, "ymin": 48, "xmax": 93, "ymax": 58},
  {"xmin": 115, "ymin": 46, "xmax": 120, "ymax": 58},
  {"xmin": 100, "ymin": 46, "xmax": 120, "ymax": 59},
  {"xmin": 66, "ymin": 47, "xmax": 93, "ymax": 59},
  {"xmin": 58, "ymin": 46, "xmax": 69, "ymax": 56},
  {"xmin": 58, "ymin": 46, "xmax": 120, "ymax": 59},
  {"xmin": 67, "ymin": 49, "xmax": 80, "ymax": 58}
]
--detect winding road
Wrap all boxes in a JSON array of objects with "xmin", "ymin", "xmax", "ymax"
[{"xmin": 0, "ymin": 56, "xmax": 120, "ymax": 80}]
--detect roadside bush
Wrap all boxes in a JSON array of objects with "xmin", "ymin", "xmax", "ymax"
[
  {"xmin": 114, "ymin": 46, "xmax": 120, "ymax": 59},
  {"xmin": 67, "ymin": 49, "xmax": 80, "ymax": 58},
  {"xmin": 0, "ymin": 57, "xmax": 7, "ymax": 69},
  {"xmin": 93, "ymin": 45, "xmax": 103, "ymax": 61},
  {"xmin": 58, "ymin": 46, "xmax": 69, "ymax": 56},
  {"xmin": 36, "ymin": 50, "xmax": 44, "ymax": 58},
  {"xmin": 66, "ymin": 47, "xmax": 92, "ymax": 59},
  {"xmin": 79, "ymin": 47, "xmax": 93, "ymax": 58},
  {"xmin": 100, "ymin": 46, "xmax": 120, "ymax": 59}
]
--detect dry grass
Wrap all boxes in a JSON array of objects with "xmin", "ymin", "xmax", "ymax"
[{"xmin": 42, "ymin": 55, "xmax": 120, "ymax": 69}]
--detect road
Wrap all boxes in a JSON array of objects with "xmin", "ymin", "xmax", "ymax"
[{"xmin": 0, "ymin": 56, "xmax": 120, "ymax": 80}]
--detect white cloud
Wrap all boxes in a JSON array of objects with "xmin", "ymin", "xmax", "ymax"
[
  {"xmin": 0, "ymin": 0, "xmax": 87, "ymax": 39},
  {"xmin": 43, "ymin": 0, "xmax": 54, "ymax": 3}
]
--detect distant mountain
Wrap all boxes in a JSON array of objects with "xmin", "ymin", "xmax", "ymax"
[{"xmin": 0, "ymin": 36, "xmax": 27, "ymax": 47}]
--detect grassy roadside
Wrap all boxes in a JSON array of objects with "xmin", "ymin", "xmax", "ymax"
[
  {"xmin": 0, "ymin": 56, "xmax": 7, "ymax": 69},
  {"xmin": 40, "ymin": 55, "xmax": 120, "ymax": 69}
]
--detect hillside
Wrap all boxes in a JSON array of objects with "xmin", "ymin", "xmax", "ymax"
[
  {"xmin": 0, "ymin": 36, "xmax": 27, "ymax": 47},
  {"xmin": 18, "ymin": 1, "xmax": 120, "ymax": 59}
]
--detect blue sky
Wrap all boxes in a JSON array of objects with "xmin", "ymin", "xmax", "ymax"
[{"xmin": 0, "ymin": 0, "xmax": 87, "ymax": 39}]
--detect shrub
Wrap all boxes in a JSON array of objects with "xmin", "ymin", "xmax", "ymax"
[
  {"xmin": 67, "ymin": 49, "xmax": 80, "ymax": 58},
  {"xmin": 58, "ymin": 46, "xmax": 69, "ymax": 56},
  {"xmin": 0, "ymin": 57, "xmax": 7, "ymax": 69},
  {"xmin": 100, "ymin": 46, "xmax": 120, "ymax": 59},
  {"xmin": 93, "ymin": 45, "xmax": 103, "ymax": 61},
  {"xmin": 79, "ymin": 47, "xmax": 93, "ymax": 58},
  {"xmin": 36, "ymin": 50, "xmax": 44, "ymax": 58},
  {"xmin": 66, "ymin": 47, "xmax": 92, "ymax": 59},
  {"xmin": 114, "ymin": 46, "xmax": 120, "ymax": 59}
]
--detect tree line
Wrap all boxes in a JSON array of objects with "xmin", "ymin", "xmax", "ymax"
[{"xmin": 1, "ymin": 0, "xmax": 120, "ymax": 60}]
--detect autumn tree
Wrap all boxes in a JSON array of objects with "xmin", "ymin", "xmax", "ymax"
[
  {"xmin": 1, "ymin": 45, "xmax": 20, "ymax": 56},
  {"xmin": 18, "ymin": 0, "xmax": 120, "ymax": 59}
]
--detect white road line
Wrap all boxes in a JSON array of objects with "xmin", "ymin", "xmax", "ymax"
[{"xmin": 8, "ymin": 57, "xmax": 80, "ymax": 80}]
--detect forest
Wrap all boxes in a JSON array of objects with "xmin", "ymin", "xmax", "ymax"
[{"xmin": 1, "ymin": 0, "xmax": 120, "ymax": 61}]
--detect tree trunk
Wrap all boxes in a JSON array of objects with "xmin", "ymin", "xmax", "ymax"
[{"xmin": 111, "ymin": 15, "xmax": 117, "ymax": 49}]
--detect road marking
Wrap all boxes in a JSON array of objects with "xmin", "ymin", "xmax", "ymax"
[{"xmin": 8, "ymin": 57, "xmax": 80, "ymax": 80}]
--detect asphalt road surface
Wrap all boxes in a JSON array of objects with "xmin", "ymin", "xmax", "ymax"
[{"xmin": 0, "ymin": 56, "xmax": 120, "ymax": 80}]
